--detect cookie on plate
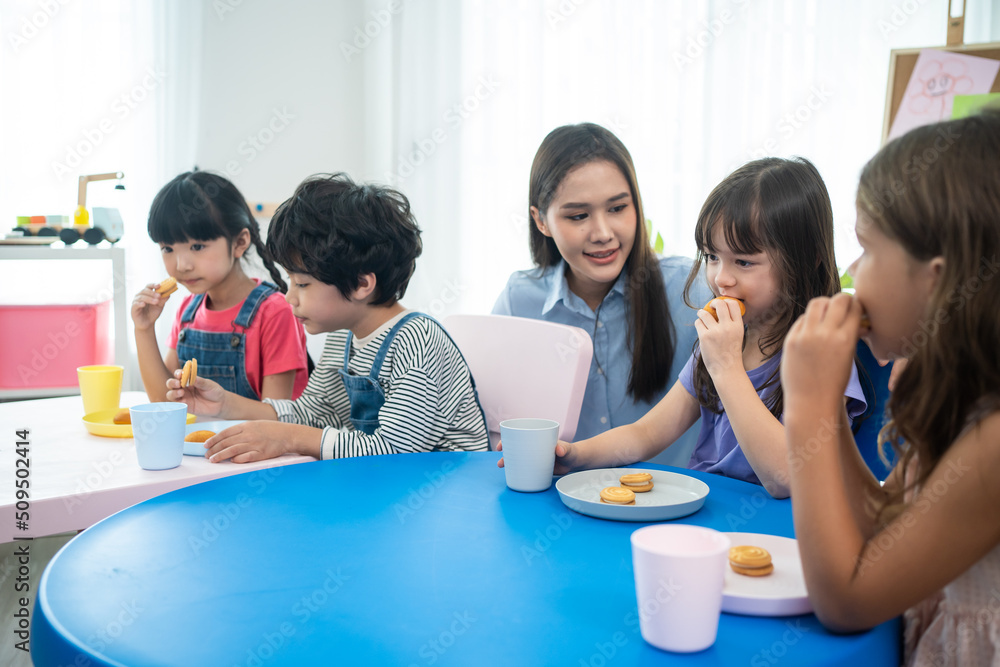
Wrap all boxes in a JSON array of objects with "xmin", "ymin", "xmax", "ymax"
[
  {"xmin": 112, "ymin": 408, "xmax": 131, "ymax": 425},
  {"xmin": 729, "ymin": 545, "xmax": 774, "ymax": 576},
  {"xmin": 184, "ymin": 430, "xmax": 215, "ymax": 443},
  {"xmin": 600, "ymin": 486, "xmax": 636, "ymax": 505},
  {"xmin": 619, "ymin": 472, "xmax": 654, "ymax": 493}
]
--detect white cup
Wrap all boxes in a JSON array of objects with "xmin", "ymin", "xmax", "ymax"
[
  {"xmin": 500, "ymin": 418, "xmax": 559, "ymax": 492},
  {"xmin": 130, "ymin": 402, "xmax": 187, "ymax": 471},
  {"xmin": 630, "ymin": 524, "xmax": 731, "ymax": 653}
]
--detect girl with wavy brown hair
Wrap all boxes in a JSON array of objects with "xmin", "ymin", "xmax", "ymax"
[{"xmin": 781, "ymin": 110, "xmax": 1000, "ymax": 664}]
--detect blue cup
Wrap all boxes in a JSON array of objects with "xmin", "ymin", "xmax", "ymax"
[{"xmin": 130, "ymin": 403, "xmax": 187, "ymax": 470}]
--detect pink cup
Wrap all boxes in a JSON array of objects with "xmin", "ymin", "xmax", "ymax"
[{"xmin": 630, "ymin": 524, "xmax": 731, "ymax": 652}]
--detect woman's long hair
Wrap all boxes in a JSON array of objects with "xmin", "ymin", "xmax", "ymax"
[{"xmin": 528, "ymin": 123, "xmax": 674, "ymax": 403}]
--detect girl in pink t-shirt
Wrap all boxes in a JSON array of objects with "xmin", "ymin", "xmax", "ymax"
[{"xmin": 132, "ymin": 171, "xmax": 308, "ymax": 402}]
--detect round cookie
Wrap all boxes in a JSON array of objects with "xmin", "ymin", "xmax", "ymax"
[
  {"xmin": 729, "ymin": 545, "xmax": 773, "ymax": 577},
  {"xmin": 730, "ymin": 562, "xmax": 774, "ymax": 577},
  {"xmin": 184, "ymin": 430, "xmax": 216, "ymax": 443},
  {"xmin": 599, "ymin": 486, "xmax": 636, "ymax": 505},
  {"xmin": 156, "ymin": 276, "xmax": 178, "ymax": 297},
  {"xmin": 619, "ymin": 472, "xmax": 654, "ymax": 493},
  {"xmin": 112, "ymin": 408, "xmax": 131, "ymax": 425},
  {"xmin": 704, "ymin": 296, "xmax": 746, "ymax": 320},
  {"xmin": 180, "ymin": 358, "xmax": 198, "ymax": 388}
]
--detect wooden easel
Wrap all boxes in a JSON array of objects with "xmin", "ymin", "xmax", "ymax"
[{"xmin": 881, "ymin": 0, "xmax": 1000, "ymax": 143}]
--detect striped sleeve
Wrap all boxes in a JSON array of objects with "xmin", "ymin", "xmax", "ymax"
[
  {"xmin": 264, "ymin": 331, "xmax": 350, "ymax": 429},
  {"xmin": 321, "ymin": 317, "xmax": 489, "ymax": 459}
]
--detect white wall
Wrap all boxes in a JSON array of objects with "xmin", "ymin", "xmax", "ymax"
[
  {"xmin": 194, "ymin": 0, "xmax": 369, "ymax": 361},
  {"xmin": 195, "ymin": 0, "xmax": 368, "ymax": 203}
]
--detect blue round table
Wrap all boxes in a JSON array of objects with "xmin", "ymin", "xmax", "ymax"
[{"xmin": 33, "ymin": 452, "xmax": 899, "ymax": 666}]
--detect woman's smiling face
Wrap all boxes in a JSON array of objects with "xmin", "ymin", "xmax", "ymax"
[{"xmin": 531, "ymin": 159, "xmax": 636, "ymax": 309}]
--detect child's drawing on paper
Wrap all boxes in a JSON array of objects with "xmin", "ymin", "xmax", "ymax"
[
  {"xmin": 888, "ymin": 49, "xmax": 999, "ymax": 141},
  {"xmin": 907, "ymin": 58, "xmax": 974, "ymax": 119}
]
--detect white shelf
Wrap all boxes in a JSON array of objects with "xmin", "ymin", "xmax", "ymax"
[{"xmin": 0, "ymin": 244, "xmax": 128, "ymax": 401}]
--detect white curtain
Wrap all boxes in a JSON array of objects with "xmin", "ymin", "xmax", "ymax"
[
  {"xmin": 381, "ymin": 0, "xmax": 992, "ymax": 317},
  {"xmin": 0, "ymin": 0, "xmax": 203, "ymax": 390}
]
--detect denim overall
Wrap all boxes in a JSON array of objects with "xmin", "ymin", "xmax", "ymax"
[
  {"xmin": 176, "ymin": 281, "xmax": 279, "ymax": 401},
  {"xmin": 339, "ymin": 312, "xmax": 487, "ymax": 436}
]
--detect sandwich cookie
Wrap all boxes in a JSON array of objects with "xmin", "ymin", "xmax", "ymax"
[
  {"xmin": 156, "ymin": 276, "xmax": 178, "ymax": 298},
  {"xmin": 729, "ymin": 545, "xmax": 774, "ymax": 576},
  {"xmin": 180, "ymin": 358, "xmax": 198, "ymax": 388},
  {"xmin": 600, "ymin": 486, "xmax": 636, "ymax": 505},
  {"xmin": 619, "ymin": 472, "xmax": 654, "ymax": 493},
  {"xmin": 704, "ymin": 296, "xmax": 745, "ymax": 321}
]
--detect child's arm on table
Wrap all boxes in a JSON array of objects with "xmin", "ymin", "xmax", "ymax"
[
  {"xmin": 698, "ymin": 299, "xmax": 789, "ymax": 497},
  {"xmin": 547, "ymin": 381, "xmax": 701, "ymax": 474},
  {"xmin": 167, "ymin": 371, "xmax": 322, "ymax": 462},
  {"xmin": 782, "ymin": 293, "xmax": 1000, "ymax": 632}
]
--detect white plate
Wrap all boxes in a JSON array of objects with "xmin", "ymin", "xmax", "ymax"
[
  {"xmin": 555, "ymin": 468, "xmax": 709, "ymax": 522},
  {"xmin": 183, "ymin": 420, "xmax": 246, "ymax": 456},
  {"xmin": 721, "ymin": 532, "xmax": 812, "ymax": 616}
]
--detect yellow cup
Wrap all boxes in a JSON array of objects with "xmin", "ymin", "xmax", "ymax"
[{"xmin": 77, "ymin": 365, "xmax": 123, "ymax": 415}]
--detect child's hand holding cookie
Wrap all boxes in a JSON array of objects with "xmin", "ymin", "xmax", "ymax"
[{"xmin": 166, "ymin": 369, "xmax": 226, "ymax": 418}]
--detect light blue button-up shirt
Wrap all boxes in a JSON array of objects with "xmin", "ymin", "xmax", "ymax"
[{"xmin": 493, "ymin": 256, "xmax": 712, "ymax": 467}]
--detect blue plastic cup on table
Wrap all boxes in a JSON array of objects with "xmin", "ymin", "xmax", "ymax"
[
  {"xmin": 130, "ymin": 403, "xmax": 187, "ymax": 470},
  {"xmin": 500, "ymin": 418, "xmax": 559, "ymax": 492}
]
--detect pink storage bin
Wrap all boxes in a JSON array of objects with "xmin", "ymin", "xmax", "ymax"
[{"xmin": 0, "ymin": 302, "xmax": 113, "ymax": 389}]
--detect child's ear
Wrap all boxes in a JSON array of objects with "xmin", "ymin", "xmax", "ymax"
[
  {"xmin": 530, "ymin": 207, "xmax": 552, "ymax": 237},
  {"xmin": 232, "ymin": 229, "xmax": 252, "ymax": 258},
  {"xmin": 928, "ymin": 256, "xmax": 945, "ymax": 289},
  {"xmin": 352, "ymin": 273, "xmax": 378, "ymax": 301}
]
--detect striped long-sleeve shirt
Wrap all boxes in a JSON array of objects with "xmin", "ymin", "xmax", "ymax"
[{"xmin": 266, "ymin": 315, "xmax": 489, "ymax": 459}]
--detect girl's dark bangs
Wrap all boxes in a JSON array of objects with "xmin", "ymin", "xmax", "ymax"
[
  {"xmin": 699, "ymin": 195, "xmax": 763, "ymax": 256},
  {"xmin": 147, "ymin": 179, "xmax": 227, "ymax": 245}
]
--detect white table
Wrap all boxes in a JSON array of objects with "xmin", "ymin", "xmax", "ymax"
[{"xmin": 0, "ymin": 391, "xmax": 312, "ymax": 543}]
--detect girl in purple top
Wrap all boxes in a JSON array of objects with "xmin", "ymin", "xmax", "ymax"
[{"xmin": 544, "ymin": 157, "xmax": 867, "ymax": 498}]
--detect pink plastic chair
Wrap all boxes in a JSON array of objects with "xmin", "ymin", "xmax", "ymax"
[{"xmin": 444, "ymin": 314, "xmax": 593, "ymax": 448}]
